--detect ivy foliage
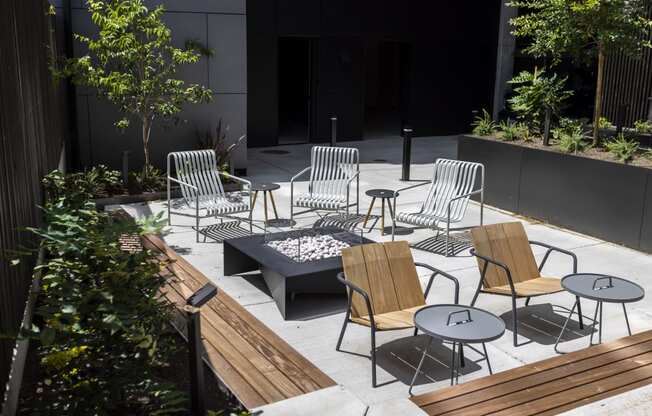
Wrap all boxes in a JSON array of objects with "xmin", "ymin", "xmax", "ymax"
[{"xmin": 23, "ymin": 169, "xmax": 186, "ymax": 415}]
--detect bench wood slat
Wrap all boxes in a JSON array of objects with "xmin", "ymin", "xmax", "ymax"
[
  {"xmin": 412, "ymin": 330, "xmax": 652, "ymax": 416},
  {"xmin": 421, "ymin": 339, "xmax": 652, "ymax": 415},
  {"xmin": 141, "ymin": 233, "xmax": 335, "ymax": 409}
]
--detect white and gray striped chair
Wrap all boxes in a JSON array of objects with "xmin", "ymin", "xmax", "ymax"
[
  {"xmin": 392, "ymin": 158, "xmax": 484, "ymax": 256},
  {"xmin": 290, "ymin": 146, "xmax": 360, "ymax": 222},
  {"xmin": 167, "ymin": 150, "xmax": 252, "ymax": 242}
]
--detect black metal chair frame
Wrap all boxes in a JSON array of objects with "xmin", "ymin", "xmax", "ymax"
[
  {"xmin": 470, "ymin": 240, "xmax": 584, "ymax": 347},
  {"xmin": 335, "ymin": 263, "xmax": 460, "ymax": 387}
]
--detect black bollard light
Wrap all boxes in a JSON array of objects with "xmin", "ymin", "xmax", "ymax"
[
  {"xmin": 186, "ymin": 283, "xmax": 218, "ymax": 416},
  {"xmin": 401, "ymin": 127, "xmax": 413, "ymax": 181},
  {"xmin": 330, "ymin": 116, "xmax": 338, "ymax": 146}
]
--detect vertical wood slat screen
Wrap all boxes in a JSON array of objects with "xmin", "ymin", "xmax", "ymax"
[
  {"xmin": 602, "ymin": 6, "xmax": 652, "ymax": 126},
  {"xmin": 0, "ymin": 0, "xmax": 65, "ymax": 402}
]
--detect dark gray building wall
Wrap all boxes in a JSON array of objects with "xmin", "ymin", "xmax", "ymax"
[
  {"xmin": 247, "ymin": 0, "xmax": 502, "ymax": 147},
  {"xmin": 69, "ymin": 0, "xmax": 247, "ymax": 171}
]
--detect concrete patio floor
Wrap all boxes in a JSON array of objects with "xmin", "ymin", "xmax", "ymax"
[{"xmin": 121, "ymin": 136, "xmax": 652, "ymax": 415}]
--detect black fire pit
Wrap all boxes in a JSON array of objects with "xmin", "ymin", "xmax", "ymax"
[{"xmin": 224, "ymin": 227, "xmax": 374, "ymax": 319}]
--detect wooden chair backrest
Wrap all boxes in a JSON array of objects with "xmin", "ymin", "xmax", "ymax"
[
  {"xmin": 470, "ymin": 222, "xmax": 540, "ymax": 288},
  {"xmin": 341, "ymin": 241, "xmax": 425, "ymax": 318}
]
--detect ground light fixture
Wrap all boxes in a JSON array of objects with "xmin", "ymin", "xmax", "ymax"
[{"xmin": 185, "ymin": 283, "xmax": 218, "ymax": 416}]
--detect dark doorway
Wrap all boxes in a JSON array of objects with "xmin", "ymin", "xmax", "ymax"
[
  {"xmin": 364, "ymin": 40, "xmax": 410, "ymax": 139},
  {"xmin": 278, "ymin": 37, "xmax": 314, "ymax": 144}
]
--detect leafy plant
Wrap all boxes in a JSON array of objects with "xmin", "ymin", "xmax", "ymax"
[
  {"xmin": 59, "ymin": 0, "xmax": 212, "ymax": 175},
  {"xmin": 644, "ymin": 147, "xmax": 652, "ymax": 160},
  {"xmin": 605, "ymin": 134, "xmax": 640, "ymax": 163},
  {"xmin": 471, "ymin": 109, "xmax": 497, "ymax": 136},
  {"xmin": 196, "ymin": 119, "xmax": 246, "ymax": 173},
  {"xmin": 43, "ymin": 165, "xmax": 124, "ymax": 201},
  {"xmin": 22, "ymin": 170, "xmax": 186, "ymax": 414},
  {"xmin": 553, "ymin": 119, "xmax": 587, "ymax": 154},
  {"xmin": 634, "ymin": 119, "xmax": 652, "ymax": 134},
  {"xmin": 597, "ymin": 116, "xmax": 613, "ymax": 129},
  {"xmin": 507, "ymin": 0, "xmax": 652, "ymax": 146},
  {"xmin": 507, "ymin": 68, "xmax": 573, "ymax": 130},
  {"xmin": 498, "ymin": 119, "xmax": 529, "ymax": 141},
  {"xmin": 129, "ymin": 164, "xmax": 166, "ymax": 193}
]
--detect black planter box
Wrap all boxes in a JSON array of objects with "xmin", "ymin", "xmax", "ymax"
[{"xmin": 458, "ymin": 135, "xmax": 652, "ymax": 253}]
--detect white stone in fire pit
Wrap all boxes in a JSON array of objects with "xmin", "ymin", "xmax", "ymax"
[{"xmin": 266, "ymin": 235, "xmax": 351, "ymax": 262}]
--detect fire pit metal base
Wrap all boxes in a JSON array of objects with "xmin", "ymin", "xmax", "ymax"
[{"xmin": 224, "ymin": 227, "xmax": 374, "ymax": 319}]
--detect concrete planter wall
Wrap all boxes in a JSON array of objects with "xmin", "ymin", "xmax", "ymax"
[{"xmin": 458, "ymin": 135, "xmax": 652, "ymax": 253}]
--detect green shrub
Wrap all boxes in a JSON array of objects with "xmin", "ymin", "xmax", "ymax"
[
  {"xmin": 605, "ymin": 134, "xmax": 639, "ymax": 163},
  {"xmin": 507, "ymin": 68, "xmax": 573, "ymax": 129},
  {"xmin": 598, "ymin": 116, "xmax": 614, "ymax": 129},
  {"xmin": 43, "ymin": 165, "xmax": 124, "ymax": 202},
  {"xmin": 23, "ymin": 170, "xmax": 185, "ymax": 414},
  {"xmin": 498, "ymin": 120, "xmax": 530, "ymax": 141},
  {"xmin": 634, "ymin": 119, "xmax": 652, "ymax": 134},
  {"xmin": 129, "ymin": 164, "xmax": 166, "ymax": 193},
  {"xmin": 471, "ymin": 109, "xmax": 496, "ymax": 136},
  {"xmin": 553, "ymin": 118, "xmax": 587, "ymax": 154}
]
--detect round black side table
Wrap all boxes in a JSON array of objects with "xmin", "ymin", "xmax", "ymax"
[
  {"xmin": 408, "ymin": 304, "xmax": 505, "ymax": 394},
  {"xmin": 363, "ymin": 189, "xmax": 398, "ymax": 235},
  {"xmin": 250, "ymin": 182, "xmax": 281, "ymax": 225},
  {"xmin": 554, "ymin": 273, "xmax": 644, "ymax": 353}
]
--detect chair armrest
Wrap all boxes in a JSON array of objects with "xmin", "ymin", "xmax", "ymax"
[
  {"xmin": 291, "ymin": 167, "xmax": 311, "ymax": 183},
  {"xmin": 392, "ymin": 180, "xmax": 431, "ymax": 213},
  {"xmin": 470, "ymin": 248, "xmax": 516, "ymax": 294},
  {"xmin": 168, "ymin": 176, "xmax": 198, "ymax": 191},
  {"xmin": 529, "ymin": 241, "xmax": 578, "ymax": 274},
  {"xmin": 414, "ymin": 263, "xmax": 460, "ymax": 304},
  {"xmin": 337, "ymin": 272, "xmax": 375, "ymax": 328},
  {"xmin": 346, "ymin": 171, "xmax": 360, "ymax": 185},
  {"xmin": 448, "ymin": 188, "xmax": 483, "ymax": 203},
  {"xmin": 219, "ymin": 171, "xmax": 251, "ymax": 188}
]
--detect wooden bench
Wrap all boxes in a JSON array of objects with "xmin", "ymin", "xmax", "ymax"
[
  {"xmin": 141, "ymin": 233, "xmax": 335, "ymax": 409},
  {"xmin": 411, "ymin": 329, "xmax": 652, "ymax": 415}
]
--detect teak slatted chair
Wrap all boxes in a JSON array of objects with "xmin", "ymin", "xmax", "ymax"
[
  {"xmin": 469, "ymin": 222, "xmax": 584, "ymax": 347},
  {"xmin": 336, "ymin": 241, "xmax": 459, "ymax": 387}
]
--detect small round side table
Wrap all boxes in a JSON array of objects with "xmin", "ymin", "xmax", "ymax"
[
  {"xmin": 554, "ymin": 273, "xmax": 644, "ymax": 353},
  {"xmin": 250, "ymin": 182, "xmax": 281, "ymax": 225},
  {"xmin": 363, "ymin": 189, "xmax": 398, "ymax": 235},
  {"xmin": 409, "ymin": 305, "xmax": 505, "ymax": 394}
]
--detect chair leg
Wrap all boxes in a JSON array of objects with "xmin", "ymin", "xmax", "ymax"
[
  {"xmin": 371, "ymin": 326, "xmax": 377, "ymax": 388},
  {"xmin": 336, "ymin": 313, "xmax": 350, "ymax": 351},
  {"xmin": 196, "ymin": 215, "xmax": 200, "ymax": 243},
  {"xmin": 471, "ymin": 280, "xmax": 483, "ymax": 306},
  {"xmin": 525, "ymin": 297, "xmax": 531, "ymax": 306},
  {"xmin": 511, "ymin": 295, "xmax": 519, "ymax": 347},
  {"xmin": 413, "ymin": 327, "xmax": 418, "ymax": 336},
  {"xmin": 577, "ymin": 296, "xmax": 584, "ymax": 330}
]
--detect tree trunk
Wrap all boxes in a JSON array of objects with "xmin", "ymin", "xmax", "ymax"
[
  {"xmin": 592, "ymin": 46, "xmax": 606, "ymax": 147},
  {"xmin": 142, "ymin": 116, "xmax": 152, "ymax": 173}
]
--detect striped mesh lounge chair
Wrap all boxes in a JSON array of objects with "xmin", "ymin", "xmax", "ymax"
[
  {"xmin": 167, "ymin": 149, "xmax": 252, "ymax": 242},
  {"xmin": 290, "ymin": 146, "xmax": 360, "ymax": 222},
  {"xmin": 392, "ymin": 158, "xmax": 484, "ymax": 256}
]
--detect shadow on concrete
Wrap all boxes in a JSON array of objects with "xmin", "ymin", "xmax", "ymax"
[
  {"xmin": 375, "ymin": 335, "xmax": 483, "ymax": 387},
  {"xmin": 500, "ymin": 303, "xmax": 594, "ymax": 346}
]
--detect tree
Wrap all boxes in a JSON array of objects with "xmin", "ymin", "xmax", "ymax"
[
  {"xmin": 62, "ymin": 0, "xmax": 212, "ymax": 172},
  {"xmin": 508, "ymin": 0, "xmax": 652, "ymax": 146}
]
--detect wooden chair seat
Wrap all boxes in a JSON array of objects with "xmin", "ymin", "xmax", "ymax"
[
  {"xmin": 483, "ymin": 276, "xmax": 563, "ymax": 297},
  {"xmin": 351, "ymin": 306, "xmax": 424, "ymax": 330}
]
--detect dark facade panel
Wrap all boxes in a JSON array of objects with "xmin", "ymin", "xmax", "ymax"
[
  {"xmin": 248, "ymin": 0, "xmax": 502, "ymax": 147},
  {"xmin": 640, "ymin": 171, "xmax": 652, "ymax": 252}
]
